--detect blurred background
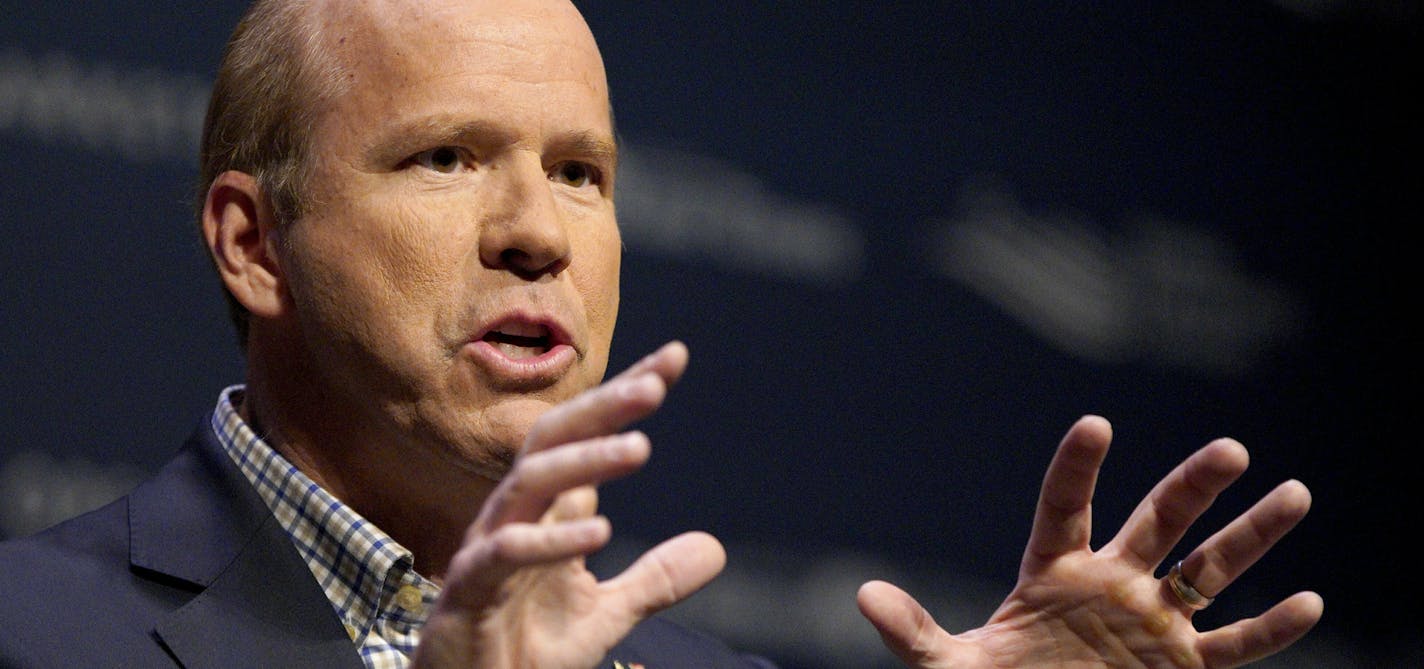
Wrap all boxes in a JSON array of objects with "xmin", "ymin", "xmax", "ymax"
[{"xmin": 2, "ymin": 1, "xmax": 1417, "ymax": 666}]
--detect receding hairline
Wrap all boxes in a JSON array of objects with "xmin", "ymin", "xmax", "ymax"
[
  {"xmin": 293, "ymin": 0, "xmax": 619, "ymax": 173},
  {"xmin": 302, "ymin": 0, "xmax": 607, "ymax": 56}
]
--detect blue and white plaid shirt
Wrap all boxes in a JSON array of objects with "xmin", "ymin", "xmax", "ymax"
[{"xmin": 212, "ymin": 385, "xmax": 441, "ymax": 669}]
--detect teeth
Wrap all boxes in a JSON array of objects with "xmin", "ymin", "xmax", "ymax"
[
  {"xmin": 493, "ymin": 322, "xmax": 547, "ymax": 338},
  {"xmin": 494, "ymin": 341, "xmax": 541, "ymax": 359}
]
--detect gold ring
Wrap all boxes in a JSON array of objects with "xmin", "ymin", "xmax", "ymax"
[{"xmin": 1166, "ymin": 560, "xmax": 1214, "ymax": 610}]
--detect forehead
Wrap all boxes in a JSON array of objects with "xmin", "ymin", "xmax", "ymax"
[{"xmin": 309, "ymin": 0, "xmax": 611, "ymax": 143}]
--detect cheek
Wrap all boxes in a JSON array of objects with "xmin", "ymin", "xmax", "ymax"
[
  {"xmin": 574, "ymin": 218, "xmax": 621, "ymax": 377},
  {"xmin": 283, "ymin": 224, "xmax": 375, "ymax": 324},
  {"xmin": 333, "ymin": 197, "xmax": 470, "ymax": 291},
  {"xmin": 373, "ymin": 210, "xmax": 468, "ymax": 304},
  {"xmin": 580, "ymin": 222, "xmax": 621, "ymax": 329},
  {"xmin": 284, "ymin": 204, "xmax": 468, "ymax": 347}
]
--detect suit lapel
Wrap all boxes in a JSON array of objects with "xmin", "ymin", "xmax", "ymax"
[{"xmin": 130, "ymin": 424, "xmax": 363, "ymax": 669}]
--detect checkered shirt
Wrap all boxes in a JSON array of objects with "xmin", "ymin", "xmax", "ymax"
[{"xmin": 212, "ymin": 385, "xmax": 441, "ymax": 669}]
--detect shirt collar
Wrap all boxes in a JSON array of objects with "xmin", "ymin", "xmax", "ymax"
[{"xmin": 209, "ymin": 385, "xmax": 439, "ymax": 648}]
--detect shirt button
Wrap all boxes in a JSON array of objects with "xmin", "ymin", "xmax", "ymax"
[{"xmin": 395, "ymin": 584, "xmax": 424, "ymax": 613}]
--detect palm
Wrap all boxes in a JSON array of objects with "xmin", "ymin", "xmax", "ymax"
[
  {"xmin": 971, "ymin": 556, "xmax": 1195, "ymax": 667},
  {"xmin": 452, "ymin": 545, "xmax": 625, "ymax": 667},
  {"xmin": 859, "ymin": 416, "xmax": 1323, "ymax": 669}
]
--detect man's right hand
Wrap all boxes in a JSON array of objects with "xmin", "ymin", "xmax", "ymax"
[{"xmin": 412, "ymin": 341, "xmax": 725, "ymax": 668}]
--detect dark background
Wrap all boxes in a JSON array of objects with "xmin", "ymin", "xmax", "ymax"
[{"xmin": 2, "ymin": 1, "xmax": 1417, "ymax": 667}]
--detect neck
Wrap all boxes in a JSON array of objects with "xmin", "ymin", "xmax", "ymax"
[{"xmin": 240, "ymin": 339, "xmax": 500, "ymax": 582}]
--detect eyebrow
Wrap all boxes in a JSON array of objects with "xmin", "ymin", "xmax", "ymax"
[
  {"xmin": 366, "ymin": 118, "xmax": 618, "ymax": 169},
  {"xmin": 546, "ymin": 130, "xmax": 619, "ymax": 171}
]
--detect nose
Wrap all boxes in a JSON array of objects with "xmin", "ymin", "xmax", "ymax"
[{"xmin": 478, "ymin": 155, "xmax": 572, "ymax": 279}]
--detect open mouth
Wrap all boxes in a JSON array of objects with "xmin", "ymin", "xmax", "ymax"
[
  {"xmin": 481, "ymin": 322, "xmax": 554, "ymax": 360},
  {"xmin": 466, "ymin": 315, "xmax": 577, "ymax": 383}
]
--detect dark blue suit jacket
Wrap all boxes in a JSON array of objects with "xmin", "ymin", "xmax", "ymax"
[{"xmin": 0, "ymin": 420, "xmax": 774, "ymax": 668}]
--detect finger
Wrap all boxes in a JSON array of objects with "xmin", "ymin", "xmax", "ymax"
[
  {"xmin": 476, "ymin": 432, "xmax": 651, "ymax": 530},
  {"xmin": 1023, "ymin": 415, "xmax": 1113, "ymax": 565},
  {"xmin": 547, "ymin": 485, "xmax": 599, "ymax": 523},
  {"xmin": 604, "ymin": 531, "xmax": 726, "ymax": 619},
  {"xmin": 1197, "ymin": 591, "xmax": 1323, "ymax": 669},
  {"xmin": 440, "ymin": 516, "xmax": 614, "ymax": 608},
  {"xmin": 856, "ymin": 580, "xmax": 961, "ymax": 668},
  {"xmin": 523, "ymin": 341, "xmax": 689, "ymax": 454},
  {"xmin": 1178, "ymin": 479, "xmax": 1312, "ymax": 599},
  {"xmin": 484, "ymin": 517, "xmax": 613, "ymax": 567},
  {"xmin": 608, "ymin": 339, "xmax": 689, "ymax": 386},
  {"xmin": 1109, "ymin": 438, "xmax": 1250, "ymax": 570}
]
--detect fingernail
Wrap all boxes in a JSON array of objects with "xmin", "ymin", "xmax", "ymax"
[
  {"xmin": 575, "ymin": 516, "xmax": 611, "ymax": 542},
  {"xmin": 602, "ymin": 432, "xmax": 646, "ymax": 460},
  {"xmin": 621, "ymin": 431, "xmax": 649, "ymax": 453}
]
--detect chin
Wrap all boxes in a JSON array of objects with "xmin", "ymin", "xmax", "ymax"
[
  {"xmin": 450, "ymin": 442, "xmax": 518, "ymax": 483},
  {"xmin": 441, "ymin": 396, "xmax": 556, "ymax": 478}
]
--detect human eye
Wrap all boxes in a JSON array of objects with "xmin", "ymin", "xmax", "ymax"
[
  {"xmin": 408, "ymin": 146, "xmax": 469, "ymax": 173},
  {"xmin": 548, "ymin": 161, "xmax": 602, "ymax": 189}
]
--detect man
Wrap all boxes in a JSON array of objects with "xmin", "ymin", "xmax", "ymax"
[{"xmin": 0, "ymin": 0, "xmax": 1323, "ymax": 667}]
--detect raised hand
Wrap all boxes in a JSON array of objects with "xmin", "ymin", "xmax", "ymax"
[
  {"xmin": 413, "ymin": 341, "xmax": 726, "ymax": 669},
  {"xmin": 858, "ymin": 415, "xmax": 1323, "ymax": 669}
]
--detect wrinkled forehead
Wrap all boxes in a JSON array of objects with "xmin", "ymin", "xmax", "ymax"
[{"xmin": 312, "ymin": 0, "xmax": 610, "ymax": 101}]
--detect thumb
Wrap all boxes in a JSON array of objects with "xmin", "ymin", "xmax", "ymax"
[
  {"xmin": 857, "ymin": 580, "xmax": 959, "ymax": 667},
  {"xmin": 607, "ymin": 531, "xmax": 726, "ymax": 618}
]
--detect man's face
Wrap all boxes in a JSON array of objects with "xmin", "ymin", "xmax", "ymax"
[{"xmin": 277, "ymin": 0, "xmax": 620, "ymax": 479}]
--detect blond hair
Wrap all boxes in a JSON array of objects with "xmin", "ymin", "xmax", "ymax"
[{"xmin": 197, "ymin": 0, "xmax": 346, "ymax": 344}]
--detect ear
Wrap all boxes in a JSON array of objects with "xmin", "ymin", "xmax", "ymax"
[{"xmin": 202, "ymin": 171, "xmax": 288, "ymax": 321}]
